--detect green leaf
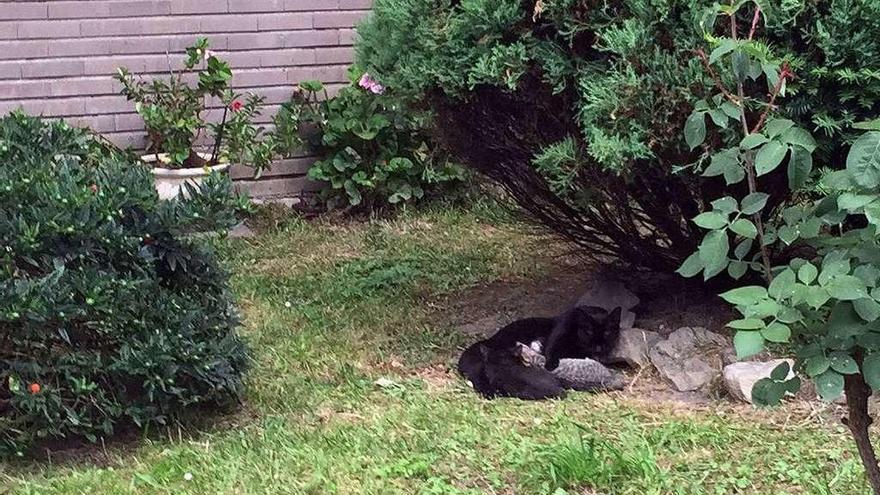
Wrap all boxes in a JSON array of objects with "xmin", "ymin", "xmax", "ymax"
[
  {"xmin": 693, "ymin": 212, "xmax": 728, "ymax": 229},
  {"xmin": 740, "ymin": 133, "xmax": 769, "ymax": 150},
  {"xmin": 685, "ymin": 112, "xmax": 707, "ymax": 150},
  {"xmin": 677, "ymin": 252, "xmax": 704, "ymax": 278},
  {"xmin": 727, "ymin": 260, "xmax": 748, "ymax": 279},
  {"xmin": 740, "ymin": 192, "xmax": 769, "ymax": 215},
  {"xmin": 815, "ymin": 370, "xmax": 844, "ymax": 401},
  {"xmin": 709, "ymin": 39, "xmax": 738, "ymax": 64},
  {"xmin": 721, "ymin": 102, "xmax": 741, "ymax": 119},
  {"xmin": 854, "ymin": 265, "xmax": 880, "ymax": 287},
  {"xmin": 761, "ymin": 322, "xmax": 791, "ymax": 342},
  {"xmin": 863, "ymin": 354, "xmax": 880, "ymax": 391},
  {"xmin": 734, "ymin": 238, "xmax": 753, "ymax": 260},
  {"xmin": 798, "ymin": 262, "xmax": 818, "ymax": 284},
  {"xmin": 728, "ymin": 318, "xmax": 766, "ymax": 330},
  {"xmin": 770, "ymin": 361, "xmax": 792, "ymax": 381},
  {"xmin": 765, "ymin": 119, "xmax": 794, "ymax": 138},
  {"xmin": 847, "ymin": 131, "xmax": 880, "ymax": 188},
  {"xmin": 755, "ymin": 141, "xmax": 788, "ymax": 176},
  {"xmin": 704, "ymin": 150, "xmax": 744, "ymax": 184},
  {"xmin": 829, "ymin": 302, "xmax": 867, "ymax": 338},
  {"xmin": 769, "ymin": 268, "xmax": 797, "ymax": 300},
  {"xmin": 731, "ymin": 50, "xmax": 750, "ymax": 82},
  {"xmin": 778, "ymin": 225, "xmax": 799, "ymax": 245},
  {"xmin": 711, "ymin": 196, "xmax": 739, "ymax": 214},
  {"xmin": 733, "ymin": 331, "xmax": 765, "ymax": 359},
  {"xmin": 806, "ymin": 287, "xmax": 831, "ymax": 308},
  {"xmin": 729, "ymin": 218, "xmax": 757, "ymax": 239},
  {"xmin": 698, "ymin": 230, "xmax": 729, "ymax": 279},
  {"xmin": 826, "ymin": 275, "xmax": 870, "ymax": 301},
  {"xmin": 829, "ymin": 351, "xmax": 859, "ymax": 375},
  {"xmin": 803, "ymin": 355, "xmax": 831, "ymax": 377},
  {"xmin": 780, "ymin": 127, "xmax": 817, "ymax": 152},
  {"xmin": 838, "ymin": 192, "xmax": 876, "ymax": 212},
  {"xmin": 787, "ymin": 146, "xmax": 813, "ymax": 190},
  {"xmin": 719, "ymin": 286, "xmax": 768, "ymax": 305},
  {"xmin": 819, "ymin": 255, "xmax": 851, "ymax": 286},
  {"xmin": 708, "ymin": 108, "xmax": 729, "ymax": 128},
  {"xmin": 855, "ymin": 119, "xmax": 880, "ymax": 131},
  {"xmin": 855, "ymin": 298, "xmax": 880, "ymax": 322}
]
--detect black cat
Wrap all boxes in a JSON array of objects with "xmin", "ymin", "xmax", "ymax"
[
  {"xmin": 543, "ymin": 306, "xmax": 622, "ymax": 370},
  {"xmin": 475, "ymin": 344, "xmax": 566, "ymax": 400},
  {"xmin": 457, "ymin": 306, "xmax": 622, "ymax": 399}
]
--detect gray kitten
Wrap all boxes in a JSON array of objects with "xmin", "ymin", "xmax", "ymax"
[{"xmin": 516, "ymin": 343, "xmax": 625, "ymax": 392}]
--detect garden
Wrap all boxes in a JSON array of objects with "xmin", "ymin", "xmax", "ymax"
[{"xmin": 4, "ymin": 0, "xmax": 880, "ymax": 494}]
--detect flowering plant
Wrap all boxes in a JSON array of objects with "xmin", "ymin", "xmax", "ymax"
[
  {"xmin": 116, "ymin": 38, "xmax": 277, "ymax": 175},
  {"xmin": 274, "ymin": 72, "xmax": 464, "ymax": 208}
]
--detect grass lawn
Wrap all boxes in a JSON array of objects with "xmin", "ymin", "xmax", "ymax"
[{"xmin": 1, "ymin": 202, "xmax": 874, "ymax": 494}]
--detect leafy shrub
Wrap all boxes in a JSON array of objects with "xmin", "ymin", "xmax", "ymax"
[
  {"xmin": 675, "ymin": 3, "xmax": 880, "ymax": 491},
  {"xmin": 116, "ymin": 38, "xmax": 278, "ymax": 173},
  {"xmin": 0, "ymin": 112, "xmax": 248, "ymax": 456},
  {"xmin": 275, "ymin": 78, "xmax": 464, "ymax": 208},
  {"xmin": 356, "ymin": 0, "xmax": 880, "ymax": 270}
]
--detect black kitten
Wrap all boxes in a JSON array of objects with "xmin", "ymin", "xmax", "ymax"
[
  {"xmin": 458, "ymin": 306, "xmax": 622, "ymax": 399},
  {"xmin": 472, "ymin": 344, "xmax": 566, "ymax": 400},
  {"xmin": 543, "ymin": 306, "xmax": 622, "ymax": 370}
]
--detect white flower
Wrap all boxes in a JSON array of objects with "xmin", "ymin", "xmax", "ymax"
[
  {"xmin": 184, "ymin": 472, "xmax": 193, "ymax": 481},
  {"xmin": 284, "ymin": 301, "xmax": 292, "ymax": 308}
]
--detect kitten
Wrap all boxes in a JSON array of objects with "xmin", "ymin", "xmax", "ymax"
[
  {"xmin": 516, "ymin": 343, "xmax": 625, "ymax": 392},
  {"xmin": 543, "ymin": 306, "xmax": 622, "ymax": 370},
  {"xmin": 458, "ymin": 305, "xmax": 622, "ymax": 399},
  {"xmin": 475, "ymin": 344, "xmax": 566, "ymax": 400}
]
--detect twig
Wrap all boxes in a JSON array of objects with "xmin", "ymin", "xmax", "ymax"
[
  {"xmin": 748, "ymin": 6, "xmax": 762, "ymax": 41},
  {"xmin": 751, "ymin": 64, "xmax": 794, "ymax": 134},
  {"xmin": 695, "ymin": 49, "xmax": 739, "ymax": 105}
]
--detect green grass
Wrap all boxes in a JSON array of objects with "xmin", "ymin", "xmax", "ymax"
[{"xmin": 0, "ymin": 202, "xmax": 874, "ymax": 494}]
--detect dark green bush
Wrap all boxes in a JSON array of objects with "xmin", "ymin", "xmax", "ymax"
[
  {"xmin": 356, "ymin": 0, "xmax": 880, "ymax": 270},
  {"xmin": 0, "ymin": 112, "xmax": 248, "ymax": 456},
  {"xmin": 276, "ymin": 78, "xmax": 465, "ymax": 209}
]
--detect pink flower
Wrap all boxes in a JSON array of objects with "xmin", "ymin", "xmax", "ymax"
[
  {"xmin": 230, "ymin": 100, "xmax": 243, "ymax": 112},
  {"xmin": 358, "ymin": 73, "xmax": 385, "ymax": 95}
]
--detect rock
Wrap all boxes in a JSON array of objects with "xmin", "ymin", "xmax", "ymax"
[
  {"xmin": 577, "ymin": 278, "xmax": 639, "ymax": 328},
  {"xmin": 608, "ymin": 328, "xmax": 662, "ymax": 368},
  {"xmin": 228, "ymin": 223, "xmax": 256, "ymax": 239},
  {"xmin": 649, "ymin": 327, "xmax": 733, "ymax": 392},
  {"xmin": 723, "ymin": 359, "xmax": 795, "ymax": 403}
]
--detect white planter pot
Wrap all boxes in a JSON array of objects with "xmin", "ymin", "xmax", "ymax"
[{"xmin": 141, "ymin": 153, "xmax": 229, "ymax": 200}]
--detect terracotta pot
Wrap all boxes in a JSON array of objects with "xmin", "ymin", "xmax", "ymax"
[{"xmin": 141, "ymin": 152, "xmax": 229, "ymax": 200}]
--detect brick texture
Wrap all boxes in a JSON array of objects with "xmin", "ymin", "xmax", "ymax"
[{"xmin": 0, "ymin": 0, "xmax": 372, "ymax": 199}]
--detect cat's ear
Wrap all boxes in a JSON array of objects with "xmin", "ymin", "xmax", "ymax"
[{"xmin": 604, "ymin": 307, "xmax": 622, "ymax": 331}]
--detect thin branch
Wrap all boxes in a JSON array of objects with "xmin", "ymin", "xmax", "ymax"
[
  {"xmin": 751, "ymin": 65, "xmax": 794, "ymax": 134},
  {"xmin": 748, "ymin": 6, "xmax": 762, "ymax": 41},
  {"xmin": 695, "ymin": 49, "xmax": 738, "ymax": 104}
]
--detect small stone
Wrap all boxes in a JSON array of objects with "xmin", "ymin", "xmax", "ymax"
[
  {"xmin": 649, "ymin": 327, "xmax": 733, "ymax": 392},
  {"xmin": 228, "ymin": 223, "xmax": 255, "ymax": 239},
  {"xmin": 577, "ymin": 278, "xmax": 639, "ymax": 329},
  {"xmin": 608, "ymin": 328, "xmax": 662, "ymax": 368},
  {"xmin": 723, "ymin": 359, "xmax": 794, "ymax": 404}
]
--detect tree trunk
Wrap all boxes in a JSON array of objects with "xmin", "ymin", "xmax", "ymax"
[{"xmin": 844, "ymin": 372, "xmax": 880, "ymax": 494}]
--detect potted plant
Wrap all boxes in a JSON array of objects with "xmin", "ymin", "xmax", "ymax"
[{"xmin": 115, "ymin": 38, "xmax": 276, "ymax": 199}]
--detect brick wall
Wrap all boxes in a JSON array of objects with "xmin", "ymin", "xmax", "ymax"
[{"xmin": 0, "ymin": 0, "xmax": 372, "ymax": 199}]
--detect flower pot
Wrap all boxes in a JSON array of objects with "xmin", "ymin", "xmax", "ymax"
[{"xmin": 141, "ymin": 152, "xmax": 229, "ymax": 200}]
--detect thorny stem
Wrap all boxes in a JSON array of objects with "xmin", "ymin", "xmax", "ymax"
[
  {"xmin": 731, "ymin": 3, "xmax": 773, "ymax": 282},
  {"xmin": 748, "ymin": 6, "xmax": 762, "ymax": 41}
]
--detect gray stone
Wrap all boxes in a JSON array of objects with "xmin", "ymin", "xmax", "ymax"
[
  {"xmin": 649, "ymin": 327, "xmax": 733, "ymax": 392},
  {"xmin": 228, "ymin": 223, "xmax": 256, "ymax": 239},
  {"xmin": 608, "ymin": 328, "xmax": 662, "ymax": 368},
  {"xmin": 577, "ymin": 278, "xmax": 639, "ymax": 328},
  {"xmin": 723, "ymin": 359, "xmax": 795, "ymax": 404}
]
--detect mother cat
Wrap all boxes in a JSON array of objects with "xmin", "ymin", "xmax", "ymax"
[{"xmin": 457, "ymin": 306, "xmax": 622, "ymax": 399}]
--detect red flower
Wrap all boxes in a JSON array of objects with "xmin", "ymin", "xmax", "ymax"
[
  {"xmin": 29, "ymin": 383, "xmax": 40, "ymax": 394},
  {"xmin": 89, "ymin": 184, "xmax": 98, "ymax": 193},
  {"xmin": 230, "ymin": 101, "xmax": 243, "ymax": 112}
]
